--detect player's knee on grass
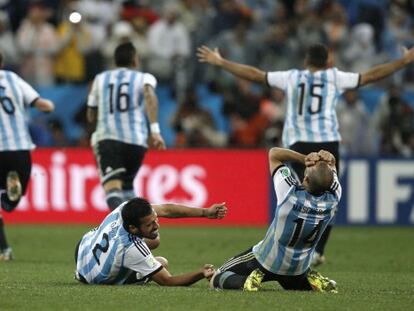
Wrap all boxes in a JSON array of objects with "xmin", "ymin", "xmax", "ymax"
[{"xmin": 155, "ymin": 256, "xmax": 168, "ymax": 269}]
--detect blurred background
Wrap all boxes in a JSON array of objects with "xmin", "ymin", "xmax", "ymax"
[
  {"xmin": 1, "ymin": 0, "xmax": 413, "ymax": 153},
  {"xmin": 0, "ymin": 0, "xmax": 413, "ymax": 226}
]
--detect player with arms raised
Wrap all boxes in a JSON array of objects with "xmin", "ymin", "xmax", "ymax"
[{"xmin": 198, "ymin": 43, "xmax": 414, "ymax": 266}]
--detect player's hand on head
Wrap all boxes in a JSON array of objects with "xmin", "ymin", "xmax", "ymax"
[
  {"xmin": 150, "ymin": 133, "xmax": 166, "ymax": 150},
  {"xmin": 305, "ymin": 152, "xmax": 320, "ymax": 167},
  {"xmin": 203, "ymin": 264, "xmax": 215, "ymax": 280},
  {"xmin": 318, "ymin": 150, "xmax": 335, "ymax": 166},
  {"xmin": 206, "ymin": 202, "xmax": 227, "ymax": 219},
  {"xmin": 197, "ymin": 46, "xmax": 223, "ymax": 66}
]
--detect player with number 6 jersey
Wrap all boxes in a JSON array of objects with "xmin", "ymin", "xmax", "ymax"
[
  {"xmin": 0, "ymin": 52, "xmax": 54, "ymax": 261},
  {"xmin": 87, "ymin": 42, "xmax": 166, "ymax": 213}
]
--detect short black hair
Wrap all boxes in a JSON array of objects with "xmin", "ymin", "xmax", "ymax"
[
  {"xmin": 305, "ymin": 43, "xmax": 329, "ymax": 68},
  {"xmin": 121, "ymin": 197, "xmax": 152, "ymax": 230},
  {"xmin": 114, "ymin": 42, "xmax": 136, "ymax": 67}
]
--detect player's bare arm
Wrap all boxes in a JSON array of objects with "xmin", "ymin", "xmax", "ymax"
[
  {"xmin": 143, "ymin": 84, "xmax": 166, "ymax": 150},
  {"xmin": 33, "ymin": 98, "xmax": 54, "ymax": 113},
  {"xmin": 268, "ymin": 147, "xmax": 306, "ymax": 174},
  {"xmin": 360, "ymin": 46, "xmax": 414, "ymax": 86},
  {"xmin": 197, "ymin": 45, "xmax": 267, "ymax": 84},
  {"xmin": 152, "ymin": 203, "xmax": 227, "ymax": 219},
  {"xmin": 150, "ymin": 264, "xmax": 215, "ymax": 286},
  {"xmin": 86, "ymin": 107, "xmax": 97, "ymax": 124}
]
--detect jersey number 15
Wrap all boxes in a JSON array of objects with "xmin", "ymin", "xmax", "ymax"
[{"xmin": 298, "ymin": 83, "xmax": 325, "ymax": 115}]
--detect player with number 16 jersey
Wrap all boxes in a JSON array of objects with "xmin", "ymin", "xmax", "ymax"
[{"xmin": 87, "ymin": 42, "xmax": 166, "ymax": 212}]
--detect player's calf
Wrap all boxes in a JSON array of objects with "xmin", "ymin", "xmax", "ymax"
[{"xmin": 7, "ymin": 171, "xmax": 22, "ymax": 202}]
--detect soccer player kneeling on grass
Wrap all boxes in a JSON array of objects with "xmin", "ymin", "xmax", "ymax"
[
  {"xmin": 75, "ymin": 197, "xmax": 226, "ymax": 286},
  {"xmin": 210, "ymin": 148, "xmax": 340, "ymax": 293}
]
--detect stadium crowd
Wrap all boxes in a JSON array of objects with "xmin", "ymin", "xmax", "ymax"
[{"xmin": 0, "ymin": 0, "xmax": 413, "ymax": 156}]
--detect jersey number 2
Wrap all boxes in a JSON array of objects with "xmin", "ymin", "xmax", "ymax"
[
  {"xmin": 298, "ymin": 83, "xmax": 324, "ymax": 115},
  {"xmin": 92, "ymin": 233, "xmax": 109, "ymax": 265},
  {"xmin": 288, "ymin": 218, "xmax": 325, "ymax": 247},
  {"xmin": 0, "ymin": 86, "xmax": 15, "ymax": 115}
]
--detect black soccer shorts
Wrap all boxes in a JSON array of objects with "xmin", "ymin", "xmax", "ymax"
[{"xmin": 92, "ymin": 139, "xmax": 147, "ymax": 188}]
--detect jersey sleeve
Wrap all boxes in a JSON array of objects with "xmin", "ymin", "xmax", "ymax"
[
  {"xmin": 329, "ymin": 171, "xmax": 342, "ymax": 200},
  {"xmin": 87, "ymin": 76, "xmax": 99, "ymax": 108},
  {"xmin": 334, "ymin": 69, "xmax": 361, "ymax": 91},
  {"xmin": 142, "ymin": 73, "xmax": 157, "ymax": 89},
  {"xmin": 123, "ymin": 243, "xmax": 162, "ymax": 281},
  {"xmin": 266, "ymin": 71, "xmax": 291, "ymax": 90},
  {"xmin": 15, "ymin": 74, "xmax": 39, "ymax": 107},
  {"xmin": 272, "ymin": 165, "xmax": 298, "ymax": 203}
]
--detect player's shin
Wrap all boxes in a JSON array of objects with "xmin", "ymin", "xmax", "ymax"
[{"xmin": 211, "ymin": 271, "xmax": 247, "ymax": 290}]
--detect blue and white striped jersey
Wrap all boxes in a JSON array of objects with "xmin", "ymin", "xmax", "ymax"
[
  {"xmin": 87, "ymin": 68, "xmax": 157, "ymax": 147},
  {"xmin": 266, "ymin": 68, "xmax": 360, "ymax": 147},
  {"xmin": 0, "ymin": 70, "xmax": 39, "ymax": 151},
  {"xmin": 76, "ymin": 205, "xmax": 162, "ymax": 285},
  {"xmin": 252, "ymin": 165, "xmax": 341, "ymax": 275}
]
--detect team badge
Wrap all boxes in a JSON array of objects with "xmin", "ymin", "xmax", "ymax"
[{"xmin": 281, "ymin": 168, "xmax": 290, "ymax": 177}]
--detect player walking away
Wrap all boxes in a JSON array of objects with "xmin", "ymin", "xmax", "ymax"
[
  {"xmin": 197, "ymin": 43, "xmax": 414, "ymax": 266},
  {"xmin": 0, "ymin": 52, "xmax": 54, "ymax": 261},
  {"xmin": 210, "ymin": 148, "xmax": 340, "ymax": 293},
  {"xmin": 87, "ymin": 42, "xmax": 166, "ymax": 213},
  {"xmin": 75, "ymin": 197, "xmax": 227, "ymax": 285}
]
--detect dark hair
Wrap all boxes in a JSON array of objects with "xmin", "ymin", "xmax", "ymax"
[
  {"xmin": 121, "ymin": 197, "xmax": 152, "ymax": 230},
  {"xmin": 114, "ymin": 42, "xmax": 136, "ymax": 67},
  {"xmin": 307, "ymin": 161, "xmax": 334, "ymax": 195},
  {"xmin": 305, "ymin": 43, "xmax": 328, "ymax": 68}
]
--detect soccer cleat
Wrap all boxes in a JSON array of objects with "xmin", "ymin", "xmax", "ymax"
[
  {"xmin": 307, "ymin": 270, "xmax": 337, "ymax": 293},
  {"xmin": 311, "ymin": 252, "xmax": 325, "ymax": 267},
  {"xmin": 6, "ymin": 171, "xmax": 22, "ymax": 202},
  {"xmin": 0, "ymin": 247, "xmax": 13, "ymax": 261},
  {"xmin": 243, "ymin": 269, "xmax": 265, "ymax": 292}
]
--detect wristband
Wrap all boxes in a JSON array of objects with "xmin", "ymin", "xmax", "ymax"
[{"xmin": 150, "ymin": 123, "xmax": 160, "ymax": 134}]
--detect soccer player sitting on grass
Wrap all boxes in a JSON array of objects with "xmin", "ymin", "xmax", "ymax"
[
  {"xmin": 75, "ymin": 198, "xmax": 226, "ymax": 286},
  {"xmin": 210, "ymin": 148, "xmax": 340, "ymax": 293}
]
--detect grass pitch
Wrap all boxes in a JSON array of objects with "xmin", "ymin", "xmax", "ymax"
[{"xmin": 0, "ymin": 225, "xmax": 413, "ymax": 311}]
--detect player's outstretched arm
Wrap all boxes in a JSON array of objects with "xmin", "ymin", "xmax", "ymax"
[
  {"xmin": 197, "ymin": 45, "xmax": 267, "ymax": 84},
  {"xmin": 151, "ymin": 264, "xmax": 215, "ymax": 286},
  {"xmin": 268, "ymin": 147, "xmax": 306, "ymax": 174},
  {"xmin": 360, "ymin": 46, "xmax": 414, "ymax": 86},
  {"xmin": 152, "ymin": 203, "xmax": 227, "ymax": 219},
  {"xmin": 33, "ymin": 98, "xmax": 54, "ymax": 113}
]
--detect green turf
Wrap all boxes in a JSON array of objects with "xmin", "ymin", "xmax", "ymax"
[{"xmin": 0, "ymin": 225, "xmax": 413, "ymax": 311}]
